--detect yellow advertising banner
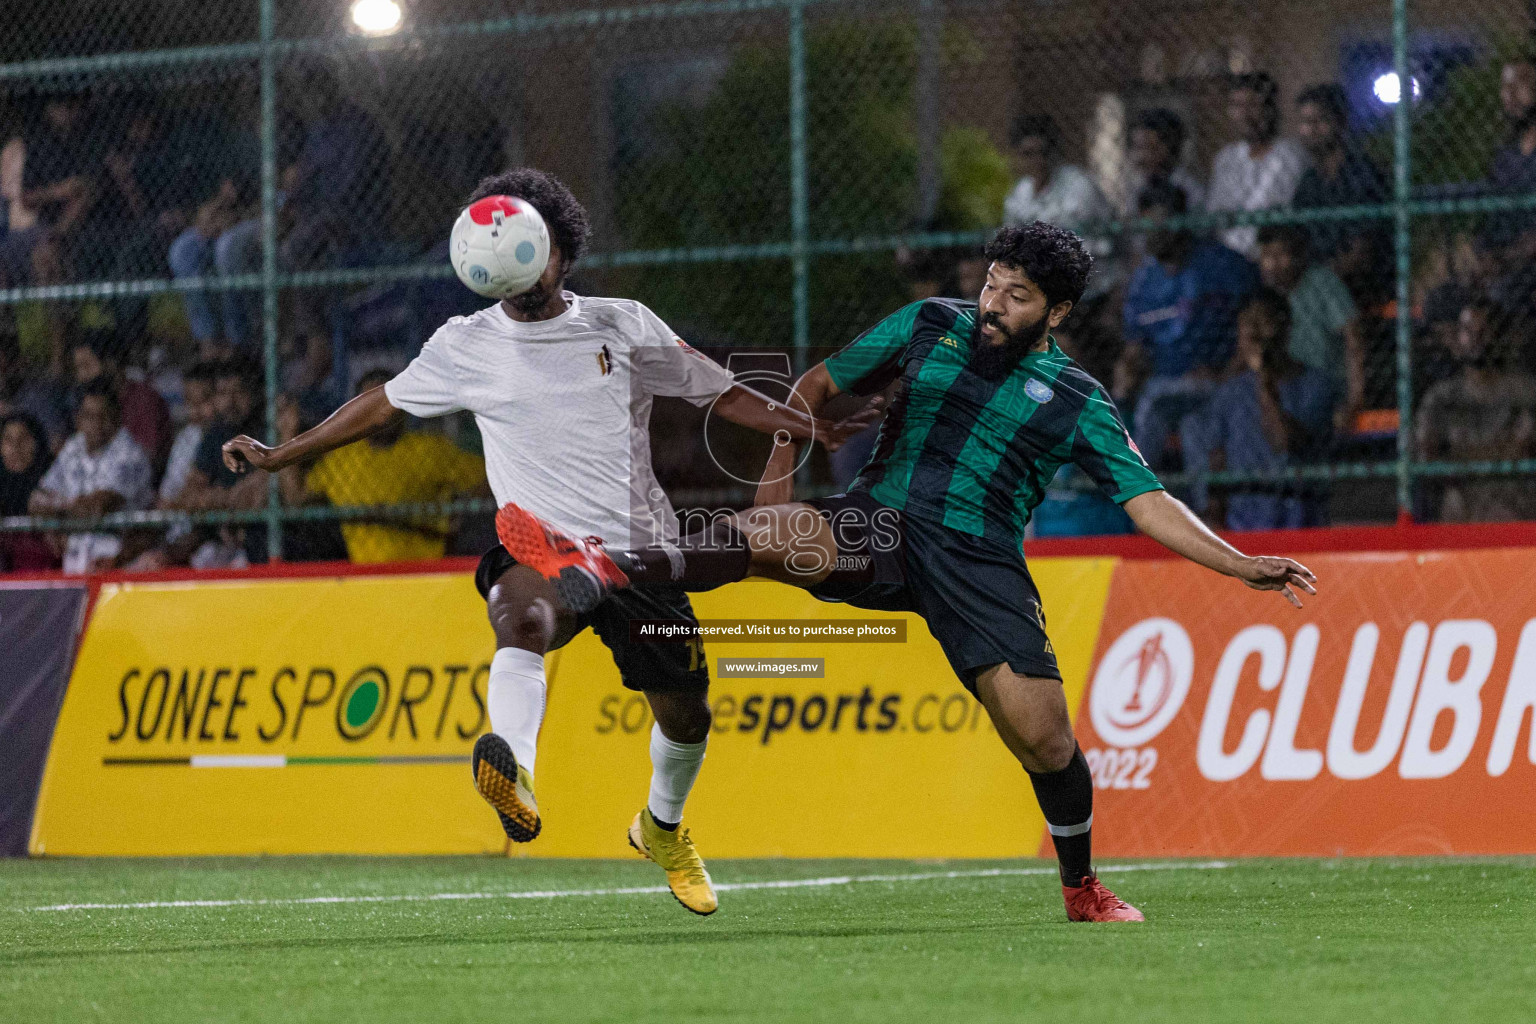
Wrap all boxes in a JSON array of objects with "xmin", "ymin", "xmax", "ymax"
[
  {"xmin": 30, "ymin": 558, "xmax": 1114, "ymax": 858},
  {"xmin": 31, "ymin": 576, "xmax": 505, "ymax": 856}
]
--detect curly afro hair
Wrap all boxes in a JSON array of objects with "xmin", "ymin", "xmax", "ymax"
[
  {"xmin": 467, "ymin": 168, "xmax": 591, "ymax": 268},
  {"xmin": 982, "ymin": 221, "xmax": 1094, "ymax": 309}
]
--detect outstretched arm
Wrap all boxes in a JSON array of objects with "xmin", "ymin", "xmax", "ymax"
[
  {"xmin": 1122, "ymin": 489, "xmax": 1318, "ymax": 607},
  {"xmin": 222, "ymin": 385, "xmax": 401, "ymax": 475},
  {"xmin": 752, "ymin": 362, "xmax": 880, "ymax": 507},
  {"xmin": 712, "ymin": 364, "xmax": 881, "ymax": 453}
]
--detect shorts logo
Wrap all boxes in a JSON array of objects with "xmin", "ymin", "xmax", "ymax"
[
  {"xmin": 1089, "ymin": 618, "xmax": 1193, "ymax": 747},
  {"xmin": 1024, "ymin": 378, "xmax": 1054, "ymax": 403}
]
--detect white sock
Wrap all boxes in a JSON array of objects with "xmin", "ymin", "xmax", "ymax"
[
  {"xmin": 488, "ymin": 647, "xmax": 546, "ymax": 779},
  {"xmin": 647, "ymin": 723, "xmax": 708, "ymax": 826}
]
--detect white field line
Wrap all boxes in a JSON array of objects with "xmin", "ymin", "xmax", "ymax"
[{"xmin": 18, "ymin": 860, "xmax": 1233, "ymax": 914}]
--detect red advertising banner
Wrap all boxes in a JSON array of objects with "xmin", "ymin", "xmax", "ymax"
[{"xmin": 1072, "ymin": 548, "xmax": 1536, "ymax": 857}]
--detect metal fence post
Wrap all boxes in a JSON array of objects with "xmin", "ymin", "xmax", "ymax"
[
  {"xmin": 260, "ymin": 0, "xmax": 283, "ymax": 560},
  {"xmin": 789, "ymin": 0, "xmax": 809, "ymax": 375},
  {"xmin": 1392, "ymin": 0, "xmax": 1414, "ymax": 520}
]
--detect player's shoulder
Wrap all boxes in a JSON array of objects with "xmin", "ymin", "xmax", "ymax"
[
  {"xmin": 1047, "ymin": 350, "xmax": 1110, "ymax": 404},
  {"xmin": 577, "ymin": 294, "xmax": 678, "ymax": 345},
  {"xmin": 912, "ymin": 296, "xmax": 977, "ymax": 331},
  {"xmin": 434, "ymin": 303, "xmax": 505, "ymax": 340}
]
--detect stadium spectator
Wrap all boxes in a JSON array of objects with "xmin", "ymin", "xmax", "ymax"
[
  {"xmin": 169, "ymin": 359, "xmax": 261, "ymax": 499},
  {"xmin": 1416, "ymin": 300, "xmax": 1536, "ymax": 522},
  {"xmin": 1477, "ymin": 57, "xmax": 1536, "ymax": 353},
  {"xmin": 1254, "ymin": 224, "xmax": 1361, "ymax": 423},
  {"xmin": 70, "ymin": 327, "xmax": 172, "ymax": 472},
  {"xmin": 1002, "ymin": 114, "xmax": 1117, "ymax": 297},
  {"xmin": 0, "ymin": 318, "xmax": 67, "ymax": 446},
  {"xmin": 1208, "ymin": 72, "xmax": 1309, "ymax": 258},
  {"xmin": 166, "ymin": 94, "xmax": 261, "ymax": 354},
  {"xmin": 0, "ymin": 412, "xmax": 58, "ymax": 571},
  {"xmin": 1291, "ymin": 83, "xmax": 1388, "ymax": 293},
  {"xmin": 0, "ymin": 131, "xmax": 40, "ymax": 287},
  {"xmin": 1489, "ymin": 58, "xmax": 1536, "ymax": 207},
  {"xmin": 98, "ymin": 96, "xmax": 206, "ymax": 337},
  {"xmin": 27, "ymin": 377, "xmax": 153, "ymax": 573},
  {"xmin": 1004, "ymin": 114, "xmax": 1115, "ymax": 230},
  {"xmin": 1120, "ymin": 181, "xmax": 1258, "ymax": 468},
  {"xmin": 281, "ymin": 68, "xmax": 391, "ymax": 375},
  {"xmin": 157, "ymin": 360, "xmax": 218, "ymax": 507},
  {"xmin": 1121, "ymin": 108, "xmax": 1205, "ymax": 217},
  {"xmin": 282, "ymin": 369, "xmax": 486, "ymax": 564},
  {"xmin": 9, "ymin": 93, "xmax": 98, "ymax": 285},
  {"xmin": 1184, "ymin": 289, "xmax": 1336, "ymax": 530}
]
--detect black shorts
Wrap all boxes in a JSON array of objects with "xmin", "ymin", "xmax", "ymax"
[
  {"xmin": 804, "ymin": 492, "xmax": 1060, "ymax": 691},
  {"xmin": 474, "ymin": 545, "xmax": 709, "ymax": 694}
]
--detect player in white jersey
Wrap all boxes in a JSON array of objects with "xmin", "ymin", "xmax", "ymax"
[{"xmin": 222, "ymin": 169, "xmax": 875, "ymax": 915}]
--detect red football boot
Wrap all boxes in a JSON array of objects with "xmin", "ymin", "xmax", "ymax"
[
  {"xmin": 494, "ymin": 503, "xmax": 630, "ymax": 613},
  {"xmin": 1062, "ymin": 874, "xmax": 1145, "ymax": 922}
]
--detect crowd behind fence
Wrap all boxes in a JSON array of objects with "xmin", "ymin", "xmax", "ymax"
[{"xmin": 2, "ymin": 0, "xmax": 1536, "ymax": 574}]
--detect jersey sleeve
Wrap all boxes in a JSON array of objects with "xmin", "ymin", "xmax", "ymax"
[
  {"xmin": 1071, "ymin": 387, "xmax": 1165, "ymax": 504},
  {"xmin": 824, "ymin": 300, "xmax": 923, "ymax": 395},
  {"xmin": 384, "ymin": 330, "xmax": 464, "ymax": 418},
  {"xmin": 631, "ymin": 304, "xmax": 736, "ymax": 407}
]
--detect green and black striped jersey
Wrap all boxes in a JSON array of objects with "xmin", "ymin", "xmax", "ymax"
[{"xmin": 824, "ymin": 297, "xmax": 1163, "ymax": 550}]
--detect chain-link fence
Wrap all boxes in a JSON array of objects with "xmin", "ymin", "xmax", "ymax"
[{"xmin": 1, "ymin": 0, "xmax": 1535, "ymax": 570}]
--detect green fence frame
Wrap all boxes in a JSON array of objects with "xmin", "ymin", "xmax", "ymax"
[{"xmin": 2, "ymin": 0, "xmax": 1534, "ymax": 545}]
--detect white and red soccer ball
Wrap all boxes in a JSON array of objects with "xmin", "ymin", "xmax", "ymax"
[{"xmin": 449, "ymin": 195, "xmax": 551, "ymax": 299}]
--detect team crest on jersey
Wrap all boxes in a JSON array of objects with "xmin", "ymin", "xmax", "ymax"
[
  {"xmin": 596, "ymin": 344, "xmax": 613, "ymax": 376},
  {"xmin": 1024, "ymin": 377, "xmax": 1054, "ymax": 403}
]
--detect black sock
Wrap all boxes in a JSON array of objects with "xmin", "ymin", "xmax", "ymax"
[
  {"xmin": 652, "ymin": 814, "xmax": 680, "ymax": 831},
  {"xmin": 612, "ymin": 520, "xmax": 751, "ymax": 591},
  {"xmin": 1027, "ymin": 744, "xmax": 1094, "ymax": 887}
]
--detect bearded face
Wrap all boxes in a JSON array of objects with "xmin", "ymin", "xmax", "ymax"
[{"xmin": 971, "ymin": 305, "xmax": 1051, "ymax": 380}]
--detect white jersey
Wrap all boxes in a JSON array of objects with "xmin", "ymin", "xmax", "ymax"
[{"xmin": 384, "ymin": 292, "xmax": 735, "ymax": 548}]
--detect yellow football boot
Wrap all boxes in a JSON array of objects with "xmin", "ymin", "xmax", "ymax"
[
  {"xmin": 472, "ymin": 734, "xmax": 541, "ymax": 842},
  {"xmin": 627, "ymin": 808, "xmax": 718, "ymax": 915}
]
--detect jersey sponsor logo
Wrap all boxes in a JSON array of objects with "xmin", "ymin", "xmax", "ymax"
[
  {"xmin": 674, "ymin": 336, "xmax": 708, "ymax": 360},
  {"xmin": 1089, "ymin": 618, "xmax": 1194, "ymax": 747},
  {"xmin": 940, "ymin": 335, "xmax": 961, "ymax": 350},
  {"xmin": 596, "ymin": 344, "xmax": 612, "ymax": 376},
  {"xmin": 1024, "ymin": 377, "xmax": 1054, "ymax": 403}
]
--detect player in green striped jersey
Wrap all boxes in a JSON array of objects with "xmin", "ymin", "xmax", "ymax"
[{"xmin": 497, "ymin": 222, "xmax": 1317, "ymax": 922}]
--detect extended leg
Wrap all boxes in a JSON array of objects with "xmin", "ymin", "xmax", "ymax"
[
  {"xmin": 973, "ymin": 664, "xmax": 1143, "ymax": 922},
  {"xmin": 493, "ymin": 499, "xmax": 849, "ymax": 613}
]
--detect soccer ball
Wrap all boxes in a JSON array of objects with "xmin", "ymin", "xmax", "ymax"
[{"xmin": 449, "ymin": 195, "xmax": 551, "ymax": 299}]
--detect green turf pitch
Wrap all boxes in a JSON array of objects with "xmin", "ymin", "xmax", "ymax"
[{"xmin": 4, "ymin": 857, "xmax": 1534, "ymax": 1023}]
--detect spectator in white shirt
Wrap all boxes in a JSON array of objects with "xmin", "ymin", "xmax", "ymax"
[
  {"xmin": 28, "ymin": 377, "xmax": 153, "ymax": 573},
  {"xmin": 1121, "ymin": 108, "xmax": 1206, "ymax": 217},
  {"xmin": 1208, "ymin": 72, "xmax": 1310, "ymax": 258},
  {"xmin": 1003, "ymin": 114, "xmax": 1118, "ymax": 296}
]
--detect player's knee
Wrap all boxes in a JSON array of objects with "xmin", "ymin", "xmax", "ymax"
[
  {"xmin": 1021, "ymin": 723, "xmax": 1076, "ymax": 774},
  {"xmin": 738, "ymin": 505, "xmax": 837, "ymax": 585},
  {"xmin": 650, "ymin": 693, "xmax": 711, "ymax": 744},
  {"xmin": 488, "ymin": 590, "xmax": 554, "ymax": 652}
]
